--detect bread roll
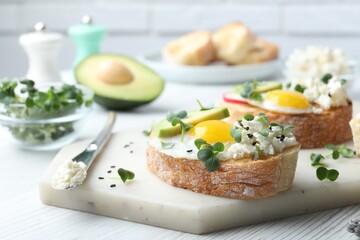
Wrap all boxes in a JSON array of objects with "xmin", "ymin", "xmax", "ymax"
[
  {"xmin": 221, "ymin": 100, "xmax": 353, "ymax": 149},
  {"xmin": 236, "ymin": 38, "xmax": 279, "ymax": 65},
  {"xmin": 212, "ymin": 22, "xmax": 256, "ymax": 64},
  {"xmin": 162, "ymin": 31, "xmax": 216, "ymax": 66},
  {"xmin": 147, "ymin": 144, "xmax": 300, "ymax": 200}
]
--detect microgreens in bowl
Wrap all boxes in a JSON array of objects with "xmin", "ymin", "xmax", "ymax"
[{"xmin": 0, "ymin": 79, "xmax": 93, "ymax": 150}]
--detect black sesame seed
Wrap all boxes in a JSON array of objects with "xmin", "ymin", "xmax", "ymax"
[
  {"xmin": 187, "ymin": 149, "xmax": 193, "ymax": 153},
  {"xmin": 124, "ymin": 144, "xmax": 130, "ymax": 148},
  {"xmin": 107, "ymin": 170, "xmax": 112, "ymax": 173},
  {"xmin": 98, "ymin": 177, "xmax": 104, "ymax": 180},
  {"xmin": 269, "ymin": 126, "xmax": 272, "ymax": 130},
  {"xmin": 252, "ymin": 142, "xmax": 256, "ymax": 146},
  {"xmin": 247, "ymin": 133, "xmax": 253, "ymax": 138},
  {"xmin": 244, "ymin": 127, "xmax": 250, "ymax": 131},
  {"xmin": 110, "ymin": 165, "xmax": 115, "ymax": 168},
  {"xmin": 130, "ymin": 150, "xmax": 134, "ymax": 154},
  {"xmin": 110, "ymin": 184, "xmax": 116, "ymax": 188},
  {"xmin": 328, "ymin": 93, "xmax": 332, "ymax": 97}
]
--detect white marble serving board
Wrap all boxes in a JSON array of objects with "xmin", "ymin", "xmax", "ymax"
[{"xmin": 39, "ymin": 130, "xmax": 360, "ymax": 234}]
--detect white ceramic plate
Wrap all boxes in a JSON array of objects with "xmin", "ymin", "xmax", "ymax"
[{"xmin": 138, "ymin": 52, "xmax": 280, "ymax": 84}]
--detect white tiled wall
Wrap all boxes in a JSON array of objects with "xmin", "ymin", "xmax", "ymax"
[{"xmin": 1, "ymin": 0, "xmax": 360, "ymax": 77}]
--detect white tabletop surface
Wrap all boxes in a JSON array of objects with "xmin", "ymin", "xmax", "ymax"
[{"xmin": 1, "ymin": 76, "xmax": 360, "ymax": 240}]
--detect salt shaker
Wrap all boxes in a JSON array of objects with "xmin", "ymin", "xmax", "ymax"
[
  {"xmin": 68, "ymin": 15, "xmax": 106, "ymax": 68},
  {"xmin": 19, "ymin": 22, "xmax": 63, "ymax": 82}
]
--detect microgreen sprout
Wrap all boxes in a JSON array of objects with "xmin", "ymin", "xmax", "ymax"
[
  {"xmin": 244, "ymin": 113, "xmax": 254, "ymax": 121},
  {"xmin": 325, "ymin": 144, "xmax": 355, "ymax": 158},
  {"xmin": 310, "ymin": 144, "xmax": 355, "ymax": 181},
  {"xmin": 321, "ymin": 73, "xmax": 333, "ymax": 84},
  {"xmin": 171, "ymin": 118, "xmax": 192, "ymax": 142},
  {"xmin": 166, "ymin": 110, "xmax": 187, "ymax": 122},
  {"xmin": 294, "ymin": 84, "xmax": 306, "ymax": 93},
  {"xmin": 194, "ymin": 139, "xmax": 224, "ymax": 172},
  {"xmin": 196, "ymin": 99, "xmax": 213, "ymax": 111},
  {"xmin": 230, "ymin": 125, "xmax": 242, "ymax": 143},
  {"xmin": 117, "ymin": 168, "xmax": 135, "ymax": 183},
  {"xmin": 236, "ymin": 80, "xmax": 263, "ymax": 102},
  {"xmin": 143, "ymin": 129, "xmax": 152, "ymax": 136},
  {"xmin": 316, "ymin": 167, "xmax": 339, "ymax": 181}
]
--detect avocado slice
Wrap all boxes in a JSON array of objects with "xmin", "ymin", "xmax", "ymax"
[
  {"xmin": 233, "ymin": 81, "xmax": 282, "ymax": 95},
  {"xmin": 152, "ymin": 107, "xmax": 230, "ymax": 138},
  {"xmin": 75, "ymin": 54, "xmax": 164, "ymax": 110}
]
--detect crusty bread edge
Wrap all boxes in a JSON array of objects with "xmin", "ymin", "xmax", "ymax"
[
  {"xmin": 220, "ymin": 100, "xmax": 353, "ymax": 149},
  {"xmin": 147, "ymin": 144, "xmax": 300, "ymax": 200}
]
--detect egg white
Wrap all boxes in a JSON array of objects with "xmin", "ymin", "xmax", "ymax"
[
  {"xmin": 150, "ymin": 133, "xmax": 232, "ymax": 160},
  {"xmin": 246, "ymin": 97, "xmax": 313, "ymax": 114}
]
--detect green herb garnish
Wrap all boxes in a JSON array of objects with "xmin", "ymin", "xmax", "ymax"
[
  {"xmin": 325, "ymin": 144, "xmax": 355, "ymax": 158},
  {"xmin": 310, "ymin": 144, "xmax": 355, "ymax": 182},
  {"xmin": 321, "ymin": 73, "xmax": 333, "ymax": 84},
  {"xmin": 196, "ymin": 99, "xmax": 213, "ymax": 111},
  {"xmin": 294, "ymin": 84, "xmax": 306, "ymax": 93},
  {"xmin": 230, "ymin": 125, "xmax": 242, "ymax": 143},
  {"xmin": 166, "ymin": 110, "xmax": 187, "ymax": 122},
  {"xmin": 195, "ymin": 139, "xmax": 224, "ymax": 172},
  {"xmin": 238, "ymin": 80, "xmax": 263, "ymax": 102},
  {"xmin": 316, "ymin": 167, "xmax": 339, "ymax": 181},
  {"xmin": 171, "ymin": 118, "xmax": 192, "ymax": 142},
  {"xmin": 310, "ymin": 153, "xmax": 325, "ymax": 166},
  {"xmin": 340, "ymin": 79, "xmax": 347, "ymax": 85},
  {"xmin": 244, "ymin": 113, "xmax": 254, "ymax": 121},
  {"xmin": 0, "ymin": 79, "xmax": 93, "ymax": 144},
  {"xmin": 161, "ymin": 141, "xmax": 175, "ymax": 149},
  {"xmin": 117, "ymin": 168, "xmax": 135, "ymax": 183},
  {"xmin": 143, "ymin": 129, "xmax": 152, "ymax": 136}
]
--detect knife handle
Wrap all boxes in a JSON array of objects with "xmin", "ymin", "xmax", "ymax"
[{"xmin": 92, "ymin": 111, "xmax": 117, "ymax": 153}]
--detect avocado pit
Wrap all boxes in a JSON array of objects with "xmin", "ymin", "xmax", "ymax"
[{"xmin": 97, "ymin": 60, "xmax": 134, "ymax": 85}]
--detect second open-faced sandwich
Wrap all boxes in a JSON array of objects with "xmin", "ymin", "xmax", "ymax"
[
  {"xmin": 221, "ymin": 74, "xmax": 352, "ymax": 149},
  {"xmin": 147, "ymin": 104, "xmax": 300, "ymax": 200}
]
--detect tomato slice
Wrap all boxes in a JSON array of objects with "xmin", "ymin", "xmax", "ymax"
[{"xmin": 223, "ymin": 92, "xmax": 249, "ymax": 105}]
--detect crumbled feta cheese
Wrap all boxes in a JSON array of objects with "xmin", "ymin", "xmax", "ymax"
[
  {"xmin": 52, "ymin": 160, "xmax": 87, "ymax": 189},
  {"xmin": 291, "ymin": 75, "xmax": 348, "ymax": 109},
  {"xmin": 226, "ymin": 115, "xmax": 298, "ymax": 159},
  {"xmin": 286, "ymin": 46, "xmax": 349, "ymax": 78}
]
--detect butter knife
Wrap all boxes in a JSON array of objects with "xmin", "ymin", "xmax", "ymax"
[{"xmin": 52, "ymin": 111, "xmax": 116, "ymax": 190}]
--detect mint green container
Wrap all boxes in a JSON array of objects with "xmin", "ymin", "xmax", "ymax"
[{"xmin": 68, "ymin": 16, "xmax": 106, "ymax": 68}]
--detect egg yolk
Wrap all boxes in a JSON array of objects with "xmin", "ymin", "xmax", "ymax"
[
  {"xmin": 189, "ymin": 120, "xmax": 234, "ymax": 144},
  {"xmin": 265, "ymin": 90, "xmax": 310, "ymax": 109}
]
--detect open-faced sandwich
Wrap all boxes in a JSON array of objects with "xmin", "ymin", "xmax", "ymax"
[
  {"xmin": 147, "ymin": 104, "xmax": 300, "ymax": 200},
  {"xmin": 221, "ymin": 74, "xmax": 352, "ymax": 149}
]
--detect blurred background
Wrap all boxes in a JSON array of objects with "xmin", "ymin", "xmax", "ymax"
[{"xmin": 1, "ymin": 0, "xmax": 360, "ymax": 76}]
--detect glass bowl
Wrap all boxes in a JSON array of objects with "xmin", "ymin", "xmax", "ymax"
[{"xmin": 0, "ymin": 81, "xmax": 94, "ymax": 150}]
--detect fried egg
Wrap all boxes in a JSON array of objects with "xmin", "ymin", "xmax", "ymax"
[
  {"xmin": 150, "ymin": 120, "xmax": 233, "ymax": 160},
  {"xmin": 247, "ymin": 90, "xmax": 312, "ymax": 114}
]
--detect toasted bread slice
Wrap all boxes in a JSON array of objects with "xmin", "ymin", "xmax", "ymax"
[
  {"xmin": 212, "ymin": 22, "xmax": 256, "ymax": 64},
  {"xmin": 147, "ymin": 144, "xmax": 300, "ymax": 200},
  {"xmin": 220, "ymin": 100, "xmax": 353, "ymax": 149},
  {"xmin": 236, "ymin": 38, "xmax": 279, "ymax": 65},
  {"xmin": 162, "ymin": 31, "xmax": 216, "ymax": 66}
]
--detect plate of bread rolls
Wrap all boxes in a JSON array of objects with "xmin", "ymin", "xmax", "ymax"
[{"xmin": 139, "ymin": 22, "xmax": 280, "ymax": 84}]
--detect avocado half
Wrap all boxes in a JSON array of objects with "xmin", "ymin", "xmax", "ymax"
[{"xmin": 75, "ymin": 54, "xmax": 165, "ymax": 110}]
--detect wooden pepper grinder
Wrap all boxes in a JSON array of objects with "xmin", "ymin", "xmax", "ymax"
[
  {"xmin": 19, "ymin": 22, "xmax": 63, "ymax": 82},
  {"xmin": 68, "ymin": 15, "xmax": 106, "ymax": 68}
]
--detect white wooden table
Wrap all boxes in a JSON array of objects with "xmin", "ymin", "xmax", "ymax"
[{"xmin": 1, "ymin": 80, "xmax": 360, "ymax": 240}]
